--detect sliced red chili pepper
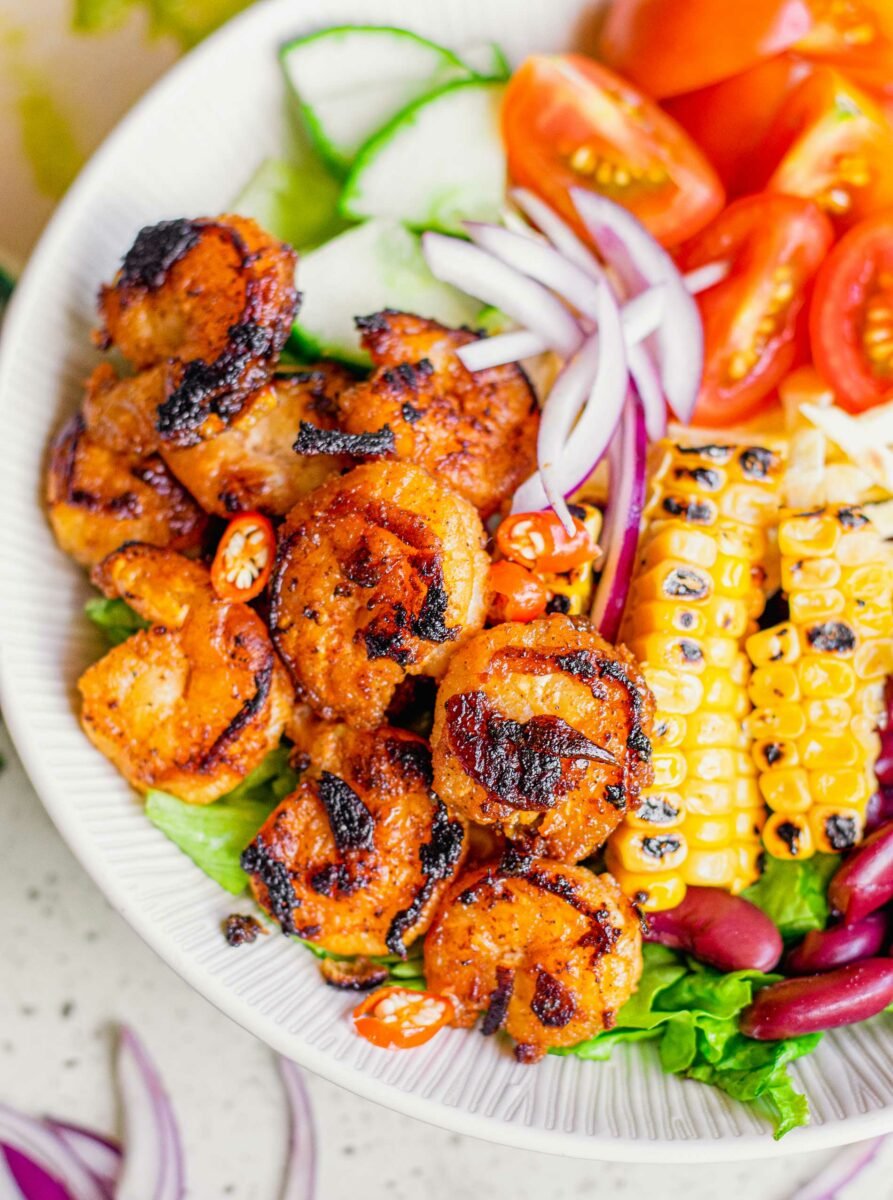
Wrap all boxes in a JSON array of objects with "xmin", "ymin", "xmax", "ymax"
[
  {"xmin": 352, "ymin": 985, "xmax": 454, "ymax": 1050},
  {"xmin": 496, "ymin": 510, "xmax": 596, "ymax": 574},
  {"xmin": 488, "ymin": 561, "xmax": 549, "ymax": 624},
  {"xmin": 210, "ymin": 511, "xmax": 276, "ymax": 603}
]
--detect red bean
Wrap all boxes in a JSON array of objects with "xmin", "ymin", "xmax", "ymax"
[
  {"xmin": 741, "ymin": 959, "xmax": 893, "ymax": 1039},
  {"xmin": 785, "ymin": 911, "xmax": 889, "ymax": 975},
  {"xmin": 866, "ymin": 787, "xmax": 893, "ymax": 834},
  {"xmin": 828, "ymin": 822, "xmax": 893, "ymax": 925},
  {"xmin": 644, "ymin": 886, "xmax": 782, "ymax": 972}
]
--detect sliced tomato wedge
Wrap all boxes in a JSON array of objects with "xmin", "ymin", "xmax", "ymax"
[
  {"xmin": 761, "ymin": 68, "xmax": 893, "ymax": 229},
  {"xmin": 488, "ymin": 560, "xmax": 548, "ymax": 623},
  {"xmin": 676, "ymin": 194, "xmax": 834, "ymax": 425},
  {"xmin": 352, "ymin": 986, "xmax": 453, "ymax": 1050},
  {"xmin": 810, "ymin": 212, "xmax": 893, "ymax": 412},
  {"xmin": 664, "ymin": 58, "xmax": 811, "ymax": 197},
  {"xmin": 796, "ymin": 0, "xmax": 893, "ymax": 94},
  {"xmin": 598, "ymin": 0, "xmax": 813, "ymax": 98},
  {"xmin": 502, "ymin": 55, "xmax": 724, "ymax": 247},
  {"xmin": 210, "ymin": 511, "xmax": 276, "ymax": 602},
  {"xmin": 496, "ymin": 510, "xmax": 596, "ymax": 574}
]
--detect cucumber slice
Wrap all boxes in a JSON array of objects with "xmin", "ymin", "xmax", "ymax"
[
  {"xmin": 280, "ymin": 26, "xmax": 467, "ymax": 175},
  {"xmin": 291, "ymin": 218, "xmax": 480, "ymax": 366},
  {"xmin": 232, "ymin": 156, "xmax": 347, "ymax": 250},
  {"xmin": 340, "ymin": 80, "xmax": 507, "ymax": 235},
  {"xmin": 460, "ymin": 42, "xmax": 511, "ymax": 80}
]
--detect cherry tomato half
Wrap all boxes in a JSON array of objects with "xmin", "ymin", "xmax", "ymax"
[
  {"xmin": 796, "ymin": 0, "xmax": 893, "ymax": 95},
  {"xmin": 810, "ymin": 211, "xmax": 893, "ymax": 413},
  {"xmin": 352, "ymin": 986, "xmax": 454, "ymax": 1050},
  {"xmin": 676, "ymin": 194, "xmax": 834, "ymax": 426},
  {"xmin": 598, "ymin": 0, "xmax": 813, "ymax": 99},
  {"xmin": 488, "ymin": 560, "xmax": 548, "ymax": 624},
  {"xmin": 502, "ymin": 54, "xmax": 724, "ymax": 248},
  {"xmin": 664, "ymin": 57, "xmax": 811, "ymax": 198},
  {"xmin": 210, "ymin": 511, "xmax": 276, "ymax": 603},
  {"xmin": 761, "ymin": 68, "xmax": 893, "ymax": 230},
  {"xmin": 496, "ymin": 510, "xmax": 596, "ymax": 574}
]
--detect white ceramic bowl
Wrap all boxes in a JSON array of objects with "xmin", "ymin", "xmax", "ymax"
[{"xmin": 3, "ymin": 0, "xmax": 893, "ymax": 1162}]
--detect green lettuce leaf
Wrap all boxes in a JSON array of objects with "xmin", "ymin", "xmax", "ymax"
[
  {"xmin": 85, "ymin": 596, "xmax": 149, "ymax": 647},
  {"xmin": 742, "ymin": 854, "xmax": 839, "ymax": 940},
  {"xmin": 145, "ymin": 746, "xmax": 298, "ymax": 894},
  {"xmin": 554, "ymin": 944, "xmax": 820, "ymax": 1138}
]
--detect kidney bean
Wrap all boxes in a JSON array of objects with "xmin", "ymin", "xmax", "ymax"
[
  {"xmin": 785, "ymin": 911, "xmax": 889, "ymax": 975},
  {"xmin": 741, "ymin": 959, "xmax": 893, "ymax": 1039},
  {"xmin": 866, "ymin": 787, "xmax": 893, "ymax": 834},
  {"xmin": 645, "ymin": 886, "xmax": 782, "ymax": 972},
  {"xmin": 828, "ymin": 822, "xmax": 893, "ymax": 925}
]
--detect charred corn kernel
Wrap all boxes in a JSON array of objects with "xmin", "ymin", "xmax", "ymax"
[
  {"xmin": 682, "ymin": 848, "xmax": 737, "ymax": 887},
  {"xmin": 804, "ymin": 698, "xmax": 853, "ymax": 729},
  {"xmin": 855, "ymin": 638, "xmax": 893, "ymax": 681},
  {"xmin": 635, "ymin": 603, "xmax": 708, "ymax": 638},
  {"xmin": 644, "ymin": 524, "xmax": 718, "ymax": 569},
  {"xmin": 798, "ymin": 656, "xmax": 856, "ymax": 698},
  {"xmin": 810, "ymin": 768, "xmax": 870, "ymax": 810},
  {"xmin": 629, "ymin": 635, "xmax": 709, "ymax": 673},
  {"xmin": 851, "ymin": 715, "xmax": 881, "ymax": 759},
  {"xmin": 606, "ymin": 861, "xmax": 687, "ymax": 912},
  {"xmin": 803, "ymin": 620, "xmax": 857, "ymax": 658},
  {"xmin": 790, "ymin": 589, "xmax": 846, "ymax": 624},
  {"xmin": 745, "ymin": 702, "xmax": 808, "ymax": 741},
  {"xmin": 809, "ymin": 807, "xmax": 863, "ymax": 854},
  {"xmin": 655, "ymin": 493, "xmax": 719, "ymax": 527},
  {"xmin": 683, "ymin": 780, "xmax": 736, "ymax": 815},
  {"xmin": 735, "ymin": 808, "xmax": 767, "ymax": 842},
  {"xmin": 798, "ymin": 730, "xmax": 860, "ymax": 770},
  {"xmin": 782, "ymin": 557, "xmax": 841, "ymax": 592},
  {"xmin": 735, "ymin": 777, "xmax": 762, "ymax": 808},
  {"xmin": 732, "ymin": 444, "xmax": 784, "ymax": 485},
  {"xmin": 752, "ymin": 738, "xmax": 800, "ymax": 772},
  {"xmin": 668, "ymin": 463, "xmax": 728, "ymax": 496},
  {"xmin": 634, "ymin": 561, "xmax": 713, "ymax": 604},
  {"xmin": 626, "ymin": 792, "xmax": 685, "ymax": 829},
  {"xmin": 645, "ymin": 667, "xmax": 704, "ymax": 714},
  {"xmin": 778, "ymin": 512, "xmax": 841, "ymax": 558},
  {"xmin": 683, "ymin": 712, "xmax": 740, "ymax": 748},
  {"xmin": 759, "ymin": 768, "xmax": 812, "ymax": 813},
  {"xmin": 749, "ymin": 665, "xmax": 801, "ymax": 706},
  {"xmin": 652, "ymin": 714, "xmax": 687, "ymax": 748},
  {"xmin": 746, "ymin": 623, "xmax": 801, "ymax": 666},
  {"xmin": 651, "ymin": 751, "xmax": 687, "ymax": 789},
  {"xmin": 763, "ymin": 812, "xmax": 815, "ymax": 860},
  {"xmin": 684, "ymin": 814, "xmax": 736, "ymax": 848},
  {"xmin": 705, "ymin": 595, "xmax": 751, "ymax": 637},
  {"xmin": 608, "ymin": 826, "xmax": 688, "ymax": 873}
]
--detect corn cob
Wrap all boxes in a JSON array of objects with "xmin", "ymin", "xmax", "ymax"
[
  {"xmin": 606, "ymin": 437, "xmax": 784, "ymax": 910},
  {"xmin": 541, "ymin": 504, "xmax": 603, "ymax": 615},
  {"xmin": 748, "ymin": 504, "xmax": 893, "ymax": 860}
]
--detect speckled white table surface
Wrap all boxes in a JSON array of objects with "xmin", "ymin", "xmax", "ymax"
[{"xmin": 1, "ymin": 2, "xmax": 892, "ymax": 1195}]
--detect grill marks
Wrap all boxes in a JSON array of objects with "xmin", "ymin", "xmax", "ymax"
[
  {"xmin": 120, "ymin": 218, "xmax": 201, "ymax": 289},
  {"xmin": 240, "ymin": 836, "xmax": 299, "ymax": 936},
  {"xmin": 531, "ymin": 969, "xmax": 577, "ymax": 1028},
  {"xmin": 317, "ymin": 771, "xmax": 375, "ymax": 852},
  {"xmin": 385, "ymin": 799, "xmax": 465, "ymax": 956},
  {"xmin": 481, "ymin": 966, "xmax": 515, "ymax": 1036},
  {"xmin": 294, "ymin": 422, "xmax": 396, "ymax": 457}
]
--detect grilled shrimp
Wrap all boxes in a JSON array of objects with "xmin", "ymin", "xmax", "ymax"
[
  {"xmin": 424, "ymin": 859, "xmax": 643, "ymax": 1061},
  {"xmin": 97, "ymin": 215, "xmax": 298, "ymax": 446},
  {"xmin": 270, "ymin": 460, "xmax": 489, "ymax": 729},
  {"xmin": 243, "ymin": 723, "xmax": 466, "ymax": 956},
  {"xmin": 431, "ymin": 616, "xmax": 655, "ymax": 862},
  {"xmin": 78, "ymin": 544, "xmax": 293, "ymax": 804},
  {"xmin": 46, "ymin": 410, "xmax": 207, "ymax": 568},
  {"xmin": 331, "ymin": 312, "xmax": 538, "ymax": 518},
  {"xmin": 161, "ymin": 364, "xmax": 353, "ymax": 516}
]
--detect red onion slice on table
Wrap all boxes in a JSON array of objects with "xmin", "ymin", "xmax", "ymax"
[
  {"xmin": 591, "ymin": 393, "xmax": 647, "ymax": 643},
  {"xmin": 2, "ymin": 1144, "xmax": 72, "ymax": 1200},
  {"xmin": 115, "ymin": 1028, "xmax": 183, "ymax": 1200},
  {"xmin": 0, "ymin": 1107, "xmax": 107, "ymax": 1200},
  {"xmin": 421, "ymin": 233, "xmax": 582, "ymax": 358},
  {"xmin": 788, "ymin": 1136, "xmax": 886, "ymax": 1200},
  {"xmin": 572, "ymin": 187, "xmax": 703, "ymax": 423},
  {"xmin": 45, "ymin": 1124, "xmax": 120, "ymax": 1195},
  {"xmin": 278, "ymin": 1060, "xmax": 317, "ymax": 1200}
]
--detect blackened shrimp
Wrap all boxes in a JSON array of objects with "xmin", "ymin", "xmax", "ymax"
[
  {"xmin": 431, "ymin": 616, "xmax": 655, "ymax": 862},
  {"xmin": 330, "ymin": 312, "xmax": 538, "ymax": 518},
  {"xmin": 161, "ymin": 364, "xmax": 353, "ymax": 516},
  {"xmin": 78, "ymin": 544, "xmax": 293, "ymax": 804},
  {"xmin": 97, "ymin": 215, "xmax": 298, "ymax": 445},
  {"xmin": 242, "ymin": 723, "xmax": 467, "ymax": 956},
  {"xmin": 46, "ymin": 406, "xmax": 206, "ymax": 568},
  {"xmin": 424, "ymin": 859, "xmax": 643, "ymax": 1061},
  {"xmin": 270, "ymin": 460, "xmax": 489, "ymax": 729}
]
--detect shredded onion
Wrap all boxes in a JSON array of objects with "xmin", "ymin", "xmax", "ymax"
[
  {"xmin": 421, "ymin": 232, "xmax": 583, "ymax": 358},
  {"xmin": 591, "ymin": 393, "xmax": 648, "ymax": 642},
  {"xmin": 457, "ymin": 330, "xmax": 549, "ymax": 373},
  {"xmin": 278, "ymin": 1061, "xmax": 317, "ymax": 1200},
  {"xmin": 3, "ymin": 1145, "xmax": 72, "ymax": 1199},
  {"xmin": 115, "ymin": 1029, "xmax": 183, "ymax": 1200},
  {"xmin": 536, "ymin": 332, "xmax": 603, "ymax": 528},
  {"xmin": 511, "ymin": 187, "xmax": 606, "ymax": 279},
  {"xmin": 47, "ymin": 1123, "xmax": 120, "ymax": 1195},
  {"xmin": 684, "ymin": 261, "xmax": 730, "ymax": 295},
  {"xmin": 788, "ymin": 1136, "xmax": 886, "ymax": 1200},
  {"xmin": 0, "ymin": 1107, "xmax": 107, "ymax": 1200},
  {"xmin": 628, "ymin": 342, "xmax": 668, "ymax": 442}
]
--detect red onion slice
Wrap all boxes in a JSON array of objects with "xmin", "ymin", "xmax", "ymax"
[
  {"xmin": 511, "ymin": 187, "xmax": 606, "ymax": 280},
  {"xmin": 571, "ymin": 188, "xmax": 703, "ymax": 424},
  {"xmin": 278, "ymin": 1060, "xmax": 317, "ymax": 1200},
  {"xmin": 591, "ymin": 393, "xmax": 647, "ymax": 642},
  {"xmin": 46, "ymin": 1124, "xmax": 120, "ymax": 1195},
  {"xmin": 684, "ymin": 261, "xmax": 730, "ymax": 295},
  {"xmin": 3, "ymin": 1145, "xmax": 72, "ymax": 1199},
  {"xmin": 628, "ymin": 343, "xmax": 668, "ymax": 442},
  {"xmin": 421, "ymin": 233, "xmax": 583, "ymax": 358},
  {"xmin": 457, "ymin": 330, "xmax": 548, "ymax": 372},
  {"xmin": 0, "ymin": 1107, "xmax": 107, "ymax": 1200},
  {"xmin": 536, "ymin": 331, "xmax": 603, "ymax": 528},
  {"xmin": 115, "ymin": 1029, "xmax": 183, "ymax": 1200},
  {"xmin": 788, "ymin": 1136, "xmax": 886, "ymax": 1200}
]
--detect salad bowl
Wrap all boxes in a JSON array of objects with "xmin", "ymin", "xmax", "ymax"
[{"xmin": 2, "ymin": 0, "xmax": 893, "ymax": 1162}]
